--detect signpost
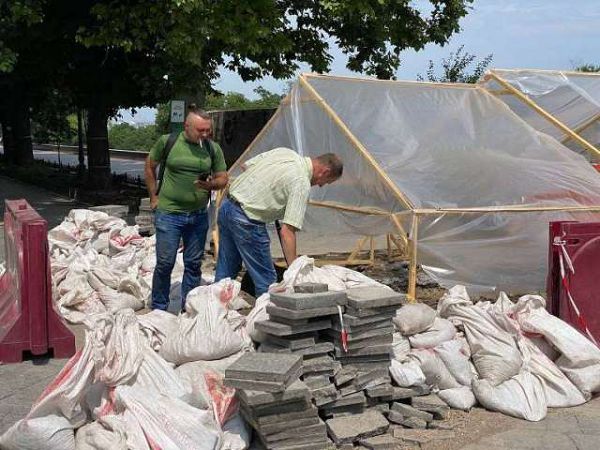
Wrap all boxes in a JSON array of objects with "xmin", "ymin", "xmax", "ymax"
[{"xmin": 170, "ymin": 100, "xmax": 185, "ymax": 133}]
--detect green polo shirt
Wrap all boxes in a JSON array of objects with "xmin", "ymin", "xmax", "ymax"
[
  {"xmin": 149, "ymin": 133, "xmax": 226, "ymax": 212},
  {"xmin": 230, "ymin": 147, "xmax": 313, "ymax": 229}
]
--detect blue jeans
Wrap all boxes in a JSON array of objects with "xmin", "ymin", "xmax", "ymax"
[
  {"xmin": 215, "ymin": 199, "xmax": 277, "ymax": 297},
  {"xmin": 152, "ymin": 209, "xmax": 209, "ymax": 311}
]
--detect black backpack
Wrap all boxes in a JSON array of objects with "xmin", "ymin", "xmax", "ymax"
[{"xmin": 155, "ymin": 132, "xmax": 216, "ymax": 195}]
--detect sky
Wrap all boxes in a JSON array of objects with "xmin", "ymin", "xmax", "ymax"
[{"xmin": 120, "ymin": 0, "xmax": 600, "ymax": 124}]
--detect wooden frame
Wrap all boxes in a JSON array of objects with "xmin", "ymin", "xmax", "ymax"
[
  {"xmin": 487, "ymin": 71, "xmax": 600, "ymax": 160},
  {"xmin": 214, "ymin": 71, "xmax": 600, "ymax": 304}
]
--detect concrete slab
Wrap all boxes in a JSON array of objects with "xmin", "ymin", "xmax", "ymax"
[
  {"xmin": 334, "ymin": 344, "xmax": 392, "ymax": 358},
  {"xmin": 359, "ymin": 434, "xmax": 401, "ymax": 449},
  {"xmin": 345, "ymin": 305, "xmax": 399, "ymax": 318},
  {"xmin": 391, "ymin": 402, "xmax": 434, "ymax": 422},
  {"xmin": 262, "ymin": 333, "xmax": 316, "ymax": 349},
  {"xmin": 237, "ymin": 380, "xmax": 310, "ymax": 406},
  {"xmin": 256, "ymin": 319, "xmax": 331, "ymax": 337},
  {"xmin": 266, "ymin": 304, "xmax": 339, "ymax": 320},
  {"xmin": 334, "ymin": 367, "xmax": 358, "ymax": 387},
  {"xmin": 326, "ymin": 410, "xmax": 389, "ymax": 444},
  {"xmin": 293, "ymin": 283, "xmax": 329, "ymax": 293},
  {"xmin": 225, "ymin": 352, "xmax": 303, "ymax": 382},
  {"xmin": 345, "ymin": 287, "xmax": 405, "ymax": 309},
  {"xmin": 270, "ymin": 291, "xmax": 346, "ymax": 310}
]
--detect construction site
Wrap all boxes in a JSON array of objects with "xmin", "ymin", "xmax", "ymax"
[{"xmin": 1, "ymin": 68, "xmax": 600, "ymax": 450}]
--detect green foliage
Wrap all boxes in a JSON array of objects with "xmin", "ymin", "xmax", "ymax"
[
  {"xmin": 418, "ymin": 45, "xmax": 493, "ymax": 84},
  {"xmin": 575, "ymin": 64, "xmax": 600, "ymax": 73},
  {"xmin": 108, "ymin": 123, "xmax": 160, "ymax": 151},
  {"xmin": 0, "ymin": 0, "xmax": 44, "ymax": 72},
  {"xmin": 155, "ymin": 103, "xmax": 171, "ymax": 134},
  {"xmin": 204, "ymin": 86, "xmax": 284, "ymax": 110},
  {"xmin": 31, "ymin": 90, "xmax": 75, "ymax": 145}
]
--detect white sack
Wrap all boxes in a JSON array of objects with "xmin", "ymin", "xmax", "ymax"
[
  {"xmin": 393, "ymin": 303, "xmax": 436, "ymax": 336},
  {"xmin": 408, "ymin": 349, "xmax": 461, "ymax": 390},
  {"xmin": 438, "ymin": 387, "xmax": 477, "ymax": 411},
  {"xmin": 438, "ymin": 285, "xmax": 522, "ymax": 386},
  {"xmin": 74, "ymin": 420, "xmax": 128, "ymax": 450},
  {"xmin": 245, "ymin": 293, "xmax": 271, "ymax": 342},
  {"xmin": 434, "ymin": 339, "xmax": 476, "ymax": 387},
  {"xmin": 408, "ymin": 317, "xmax": 456, "ymax": 348},
  {"xmin": 0, "ymin": 415, "xmax": 75, "ymax": 450},
  {"xmin": 391, "ymin": 332, "xmax": 411, "ymax": 361},
  {"xmin": 115, "ymin": 385, "xmax": 221, "ymax": 450},
  {"xmin": 160, "ymin": 287, "xmax": 245, "ymax": 364},
  {"xmin": 137, "ymin": 309, "xmax": 179, "ymax": 351},
  {"xmin": 389, "ymin": 359, "xmax": 426, "ymax": 387},
  {"xmin": 97, "ymin": 287, "xmax": 144, "ymax": 313},
  {"xmin": 511, "ymin": 294, "xmax": 600, "ymax": 397},
  {"xmin": 472, "ymin": 371, "xmax": 547, "ymax": 421}
]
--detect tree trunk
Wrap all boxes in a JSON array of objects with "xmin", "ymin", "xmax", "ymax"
[
  {"xmin": 86, "ymin": 104, "xmax": 111, "ymax": 189},
  {"xmin": 77, "ymin": 108, "xmax": 86, "ymax": 178}
]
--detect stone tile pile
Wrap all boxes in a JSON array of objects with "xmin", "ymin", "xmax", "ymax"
[
  {"xmin": 224, "ymin": 353, "xmax": 331, "ymax": 449},
  {"xmin": 135, "ymin": 197, "xmax": 155, "ymax": 235}
]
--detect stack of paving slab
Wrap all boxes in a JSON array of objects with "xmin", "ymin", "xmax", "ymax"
[
  {"xmin": 255, "ymin": 283, "xmax": 344, "ymax": 384},
  {"xmin": 224, "ymin": 352, "xmax": 331, "ymax": 449},
  {"xmin": 89, "ymin": 204, "xmax": 128, "ymax": 219},
  {"xmin": 135, "ymin": 197, "xmax": 155, "ymax": 235}
]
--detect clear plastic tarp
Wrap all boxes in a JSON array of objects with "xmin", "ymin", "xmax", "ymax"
[
  {"xmin": 478, "ymin": 69, "xmax": 600, "ymax": 163},
  {"xmin": 230, "ymin": 73, "xmax": 600, "ymax": 293}
]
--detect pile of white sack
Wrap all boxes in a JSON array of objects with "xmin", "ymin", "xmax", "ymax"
[
  {"xmin": 47, "ymin": 209, "xmax": 247, "ymax": 324},
  {"xmin": 390, "ymin": 285, "xmax": 600, "ymax": 421}
]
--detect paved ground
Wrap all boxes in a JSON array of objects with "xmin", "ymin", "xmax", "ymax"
[{"xmin": 0, "ymin": 176, "xmax": 599, "ymax": 448}]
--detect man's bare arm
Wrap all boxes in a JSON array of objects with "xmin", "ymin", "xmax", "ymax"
[
  {"xmin": 279, "ymin": 223, "xmax": 298, "ymax": 266},
  {"xmin": 144, "ymin": 156, "xmax": 160, "ymax": 209},
  {"xmin": 193, "ymin": 171, "xmax": 229, "ymax": 191}
]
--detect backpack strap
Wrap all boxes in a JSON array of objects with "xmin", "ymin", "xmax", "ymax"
[
  {"xmin": 155, "ymin": 131, "xmax": 179, "ymax": 195},
  {"xmin": 202, "ymin": 139, "xmax": 217, "ymax": 174}
]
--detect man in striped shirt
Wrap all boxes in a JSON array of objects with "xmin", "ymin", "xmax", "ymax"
[{"xmin": 215, "ymin": 148, "xmax": 343, "ymax": 296}]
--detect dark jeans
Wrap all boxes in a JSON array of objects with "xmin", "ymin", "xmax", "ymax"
[
  {"xmin": 152, "ymin": 209, "xmax": 209, "ymax": 311},
  {"xmin": 215, "ymin": 199, "xmax": 277, "ymax": 297}
]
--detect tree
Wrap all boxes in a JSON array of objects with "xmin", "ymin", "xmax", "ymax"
[
  {"xmin": 204, "ymin": 87, "xmax": 284, "ymax": 110},
  {"xmin": 2, "ymin": 0, "xmax": 473, "ymax": 187},
  {"xmin": 418, "ymin": 45, "xmax": 493, "ymax": 83},
  {"xmin": 575, "ymin": 64, "xmax": 600, "ymax": 73}
]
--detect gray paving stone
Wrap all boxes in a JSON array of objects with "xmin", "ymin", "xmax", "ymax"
[
  {"xmin": 411, "ymin": 394, "xmax": 450, "ymax": 419},
  {"xmin": 267, "ymin": 304, "xmax": 339, "ymax": 320},
  {"xmin": 252, "ymin": 406, "xmax": 319, "ymax": 425},
  {"xmin": 311, "ymin": 384, "xmax": 339, "ymax": 405},
  {"xmin": 345, "ymin": 305, "xmax": 400, "ymax": 318},
  {"xmin": 338, "ymin": 355, "xmax": 391, "ymax": 366},
  {"xmin": 428, "ymin": 420, "xmax": 454, "ymax": 430},
  {"xmin": 258, "ymin": 431, "xmax": 329, "ymax": 449},
  {"xmin": 326, "ymin": 410, "xmax": 389, "ymax": 444},
  {"xmin": 354, "ymin": 368, "xmax": 390, "ymax": 390},
  {"xmin": 271, "ymin": 291, "xmax": 346, "ymax": 310},
  {"xmin": 292, "ymin": 342, "xmax": 334, "ymax": 358},
  {"xmin": 243, "ymin": 398, "xmax": 313, "ymax": 417},
  {"xmin": 377, "ymin": 386, "xmax": 428, "ymax": 401},
  {"xmin": 339, "ymin": 312, "xmax": 396, "ymax": 327},
  {"xmin": 363, "ymin": 376, "xmax": 391, "ymax": 389},
  {"xmin": 269, "ymin": 316, "xmax": 309, "ymax": 326},
  {"xmin": 263, "ymin": 422, "xmax": 326, "ymax": 443},
  {"xmin": 339, "ymin": 384, "xmax": 362, "ymax": 397},
  {"xmin": 365, "ymin": 383, "xmax": 395, "ymax": 398},
  {"xmin": 334, "ymin": 344, "xmax": 392, "ymax": 358},
  {"xmin": 334, "ymin": 367, "xmax": 358, "ymax": 387},
  {"xmin": 226, "ymin": 376, "xmax": 292, "ymax": 393},
  {"xmin": 302, "ymin": 356, "xmax": 341, "ymax": 376},
  {"xmin": 303, "ymin": 375, "xmax": 332, "ymax": 391},
  {"xmin": 259, "ymin": 416, "xmax": 321, "ymax": 436},
  {"xmin": 330, "ymin": 320, "xmax": 393, "ymax": 335},
  {"xmin": 262, "ymin": 333, "xmax": 317, "ymax": 349},
  {"xmin": 257, "ymin": 319, "xmax": 331, "ymax": 337},
  {"xmin": 345, "ymin": 287, "xmax": 406, "ymax": 309},
  {"xmin": 359, "ymin": 434, "xmax": 402, "ymax": 449},
  {"xmin": 330, "ymin": 334, "xmax": 393, "ymax": 350},
  {"xmin": 391, "ymin": 402, "xmax": 433, "ymax": 422},
  {"xmin": 388, "ymin": 410, "xmax": 427, "ymax": 429},
  {"xmin": 344, "ymin": 361, "xmax": 391, "ymax": 372},
  {"xmin": 226, "ymin": 352, "xmax": 303, "ymax": 382},
  {"xmin": 293, "ymin": 283, "xmax": 329, "ymax": 293},
  {"xmin": 366, "ymin": 403, "xmax": 391, "ymax": 415},
  {"xmin": 237, "ymin": 380, "xmax": 310, "ymax": 406},
  {"xmin": 320, "ymin": 391, "xmax": 366, "ymax": 409}
]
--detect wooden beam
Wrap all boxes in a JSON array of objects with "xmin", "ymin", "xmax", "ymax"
[
  {"xmin": 308, "ymin": 200, "xmax": 391, "ymax": 216},
  {"xmin": 348, "ymin": 236, "xmax": 369, "ymax": 261},
  {"xmin": 561, "ymin": 113, "xmax": 600, "ymax": 145},
  {"xmin": 299, "ymin": 75, "xmax": 415, "ymax": 211},
  {"xmin": 303, "ymin": 72, "xmax": 478, "ymax": 89},
  {"xmin": 489, "ymin": 72, "xmax": 600, "ymax": 160},
  {"xmin": 407, "ymin": 214, "xmax": 419, "ymax": 303},
  {"xmin": 413, "ymin": 205, "xmax": 600, "ymax": 214}
]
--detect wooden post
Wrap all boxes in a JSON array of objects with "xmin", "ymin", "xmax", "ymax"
[
  {"xmin": 348, "ymin": 236, "xmax": 369, "ymax": 262},
  {"xmin": 369, "ymin": 236, "xmax": 375, "ymax": 264},
  {"xmin": 488, "ymin": 72, "xmax": 600, "ymax": 160},
  {"xmin": 386, "ymin": 234, "xmax": 392, "ymax": 258},
  {"xmin": 408, "ymin": 214, "xmax": 419, "ymax": 303}
]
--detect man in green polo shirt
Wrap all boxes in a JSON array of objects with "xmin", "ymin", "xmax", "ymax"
[
  {"xmin": 144, "ymin": 106, "xmax": 228, "ymax": 311},
  {"xmin": 215, "ymin": 148, "xmax": 343, "ymax": 296}
]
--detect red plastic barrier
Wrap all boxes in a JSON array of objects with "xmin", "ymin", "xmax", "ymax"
[
  {"xmin": 547, "ymin": 220, "xmax": 600, "ymax": 343},
  {"xmin": 0, "ymin": 199, "xmax": 75, "ymax": 363}
]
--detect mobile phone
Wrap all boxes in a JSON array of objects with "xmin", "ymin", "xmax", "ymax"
[{"xmin": 197, "ymin": 172, "xmax": 209, "ymax": 181}]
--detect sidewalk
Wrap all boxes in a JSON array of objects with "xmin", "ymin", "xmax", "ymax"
[{"xmin": 0, "ymin": 176, "xmax": 599, "ymax": 448}]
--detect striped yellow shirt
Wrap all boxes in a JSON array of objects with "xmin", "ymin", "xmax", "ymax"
[{"xmin": 230, "ymin": 148, "xmax": 313, "ymax": 229}]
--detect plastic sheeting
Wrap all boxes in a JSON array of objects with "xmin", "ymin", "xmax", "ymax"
[
  {"xmin": 232, "ymin": 73, "xmax": 600, "ymax": 293},
  {"xmin": 478, "ymin": 69, "xmax": 600, "ymax": 162}
]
